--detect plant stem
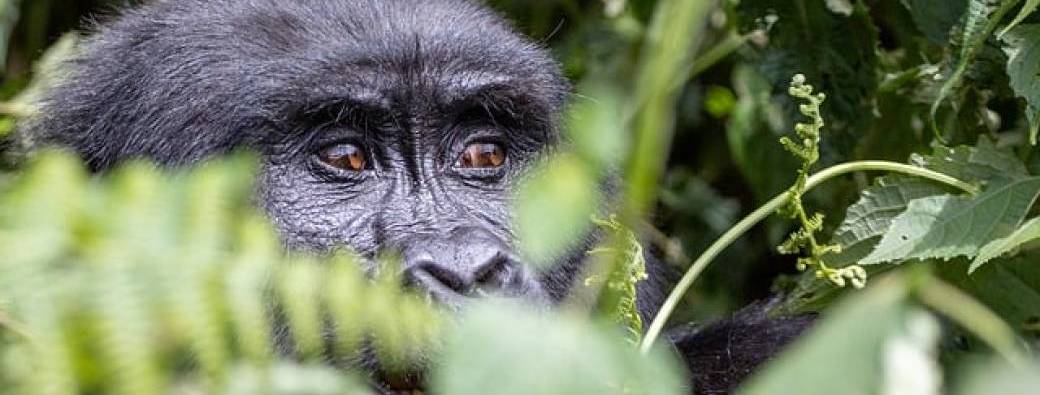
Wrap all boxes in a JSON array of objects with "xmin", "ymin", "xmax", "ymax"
[
  {"xmin": 915, "ymin": 276, "xmax": 1027, "ymax": 366},
  {"xmin": 639, "ymin": 160, "xmax": 977, "ymax": 354},
  {"xmin": 0, "ymin": 102, "xmax": 36, "ymax": 118},
  {"xmin": 673, "ymin": 31, "xmax": 748, "ymax": 92}
]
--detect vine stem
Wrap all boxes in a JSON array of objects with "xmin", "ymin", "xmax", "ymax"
[
  {"xmin": 639, "ymin": 160, "xmax": 977, "ymax": 354},
  {"xmin": 915, "ymin": 276, "xmax": 1027, "ymax": 366}
]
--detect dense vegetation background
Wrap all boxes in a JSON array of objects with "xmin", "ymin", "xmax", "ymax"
[{"xmin": 1, "ymin": 0, "xmax": 1039, "ymax": 394}]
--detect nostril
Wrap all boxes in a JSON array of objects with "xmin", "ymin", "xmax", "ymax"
[
  {"xmin": 473, "ymin": 253, "xmax": 511, "ymax": 288},
  {"xmin": 408, "ymin": 262, "xmax": 469, "ymax": 295}
]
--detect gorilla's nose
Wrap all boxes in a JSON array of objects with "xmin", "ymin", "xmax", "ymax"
[{"xmin": 401, "ymin": 228, "xmax": 529, "ymax": 301}]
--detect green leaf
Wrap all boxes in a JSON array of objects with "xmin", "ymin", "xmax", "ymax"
[
  {"xmin": 515, "ymin": 154, "xmax": 600, "ymax": 268},
  {"xmin": 0, "ymin": 0, "xmax": 19, "ymax": 72},
  {"xmin": 998, "ymin": 0, "xmax": 1040, "ymax": 37},
  {"xmin": 819, "ymin": 138, "xmax": 1040, "ymax": 265},
  {"xmin": 930, "ymin": 0, "xmax": 1021, "ymax": 135},
  {"xmin": 1000, "ymin": 24, "xmax": 1040, "ymax": 144},
  {"xmin": 740, "ymin": 276, "xmax": 940, "ymax": 395},
  {"xmin": 901, "ymin": 0, "xmax": 969, "ymax": 43},
  {"xmin": 860, "ymin": 176, "xmax": 1040, "ymax": 265},
  {"xmin": 956, "ymin": 360, "xmax": 1040, "ymax": 395},
  {"xmin": 960, "ymin": 1, "xmax": 1016, "ymax": 60},
  {"xmin": 432, "ymin": 301, "xmax": 684, "ymax": 395},
  {"xmin": 911, "ymin": 139, "xmax": 1029, "ymax": 181},
  {"xmin": 0, "ymin": 153, "xmax": 448, "ymax": 394},
  {"xmin": 971, "ymin": 216, "xmax": 1040, "ymax": 272},
  {"xmin": 778, "ymin": 140, "xmax": 1026, "ymax": 313},
  {"xmin": 826, "ymin": 139, "xmax": 1021, "ymax": 266},
  {"xmin": 566, "ymin": 85, "xmax": 626, "ymax": 168},
  {"xmin": 226, "ymin": 363, "xmax": 368, "ymax": 395},
  {"xmin": 939, "ymin": 257, "xmax": 1040, "ymax": 336},
  {"xmin": 824, "ymin": 177, "xmax": 948, "ymax": 267}
]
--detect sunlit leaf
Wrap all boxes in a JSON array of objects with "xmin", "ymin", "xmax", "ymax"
[
  {"xmin": 567, "ymin": 85, "xmax": 626, "ymax": 168},
  {"xmin": 739, "ymin": 276, "xmax": 931, "ymax": 395},
  {"xmin": 860, "ymin": 176, "xmax": 1040, "ymax": 265},
  {"xmin": 432, "ymin": 301, "xmax": 684, "ymax": 395},
  {"xmin": 515, "ymin": 154, "xmax": 600, "ymax": 268}
]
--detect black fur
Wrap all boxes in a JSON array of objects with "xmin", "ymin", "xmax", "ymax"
[
  {"xmin": 668, "ymin": 302, "xmax": 817, "ymax": 394},
  {"xmin": 24, "ymin": 1, "xmax": 813, "ymax": 393}
]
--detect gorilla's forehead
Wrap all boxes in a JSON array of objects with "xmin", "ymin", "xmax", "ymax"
[
  {"xmin": 128, "ymin": 0, "xmax": 567, "ymax": 116},
  {"xmin": 36, "ymin": 0, "xmax": 568, "ymax": 169}
]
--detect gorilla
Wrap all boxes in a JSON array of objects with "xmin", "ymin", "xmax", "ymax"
[{"xmin": 22, "ymin": 0, "xmax": 813, "ymax": 393}]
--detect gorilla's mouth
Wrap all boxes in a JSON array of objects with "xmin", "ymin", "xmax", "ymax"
[{"xmin": 374, "ymin": 369, "xmax": 426, "ymax": 394}]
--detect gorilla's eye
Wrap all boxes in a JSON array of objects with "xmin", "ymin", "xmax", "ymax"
[
  {"xmin": 458, "ymin": 143, "xmax": 506, "ymax": 169},
  {"xmin": 319, "ymin": 143, "xmax": 367, "ymax": 171}
]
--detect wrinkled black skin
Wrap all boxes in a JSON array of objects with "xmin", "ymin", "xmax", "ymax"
[{"xmin": 25, "ymin": 1, "xmax": 812, "ymax": 393}]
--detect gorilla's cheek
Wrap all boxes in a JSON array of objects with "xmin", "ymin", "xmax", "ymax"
[{"xmin": 256, "ymin": 161, "xmax": 383, "ymax": 256}]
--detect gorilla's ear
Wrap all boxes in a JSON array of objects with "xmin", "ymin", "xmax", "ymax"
[{"xmin": 667, "ymin": 303, "xmax": 816, "ymax": 394}]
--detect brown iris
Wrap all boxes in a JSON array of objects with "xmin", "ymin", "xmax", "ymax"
[
  {"xmin": 459, "ymin": 143, "xmax": 506, "ymax": 169},
  {"xmin": 319, "ymin": 143, "xmax": 367, "ymax": 171}
]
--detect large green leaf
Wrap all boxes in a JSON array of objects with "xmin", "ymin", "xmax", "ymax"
[
  {"xmin": 514, "ymin": 154, "xmax": 600, "ymax": 268},
  {"xmin": 778, "ymin": 140, "xmax": 1026, "ymax": 313},
  {"xmin": 740, "ymin": 276, "xmax": 941, "ymax": 395},
  {"xmin": 824, "ymin": 177, "xmax": 947, "ymax": 267},
  {"xmin": 817, "ymin": 139, "xmax": 1040, "ymax": 266},
  {"xmin": 432, "ymin": 301, "xmax": 684, "ymax": 395},
  {"xmin": 860, "ymin": 176, "xmax": 1040, "ymax": 265},
  {"xmin": 826, "ymin": 139, "xmax": 1023, "ymax": 265},
  {"xmin": 1001, "ymin": 24, "xmax": 1040, "ymax": 144}
]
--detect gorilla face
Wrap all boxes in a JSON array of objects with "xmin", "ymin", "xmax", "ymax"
[
  {"xmin": 254, "ymin": 38, "xmax": 564, "ymax": 307},
  {"xmin": 31, "ymin": 0, "xmax": 575, "ymax": 309},
  {"xmin": 27, "ymin": 1, "xmax": 818, "ymax": 392}
]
